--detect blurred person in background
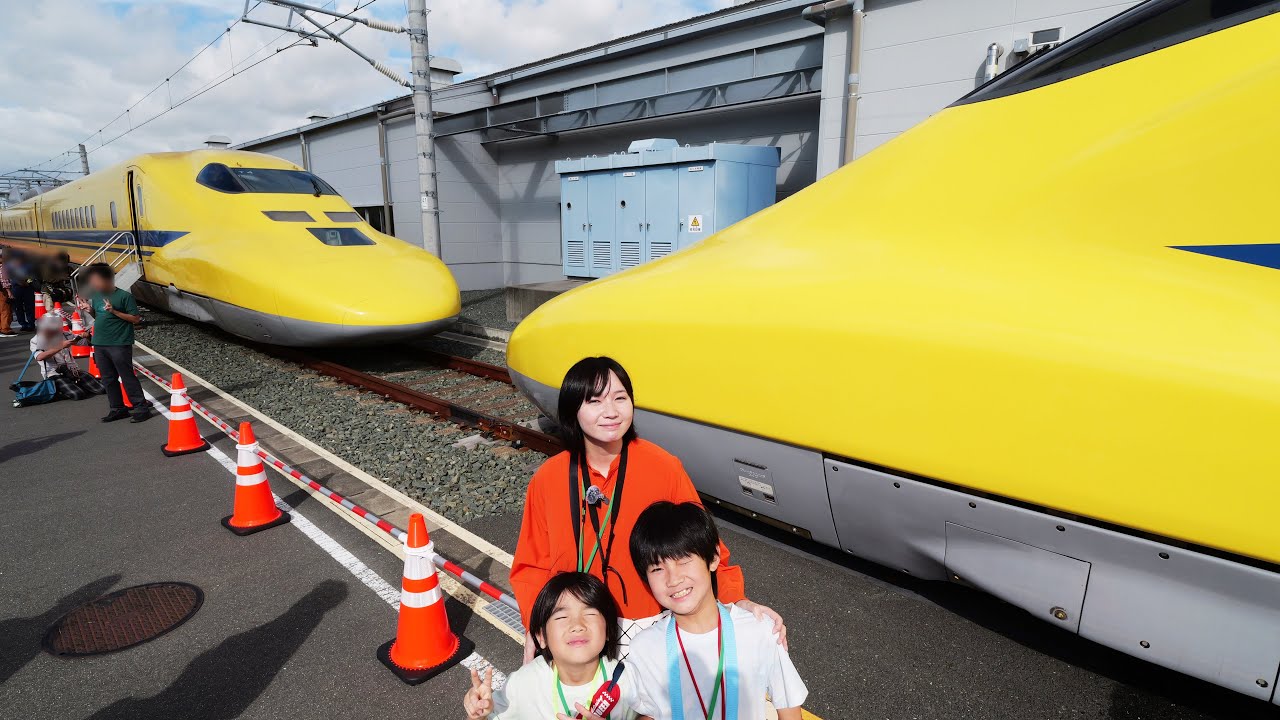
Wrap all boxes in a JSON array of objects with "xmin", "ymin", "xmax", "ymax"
[
  {"xmin": 0, "ymin": 247, "xmax": 15, "ymax": 338},
  {"xmin": 30, "ymin": 315, "xmax": 103, "ymax": 400},
  {"xmin": 77, "ymin": 263, "xmax": 149, "ymax": 423},
  {"xmin": 6, "ymin": 248, "xmax": 37, "ymax": 331}
]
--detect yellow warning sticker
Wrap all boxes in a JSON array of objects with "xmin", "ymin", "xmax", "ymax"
[{"xmin": 688, "ymin": 215, "xmax": 703, "ymax": 233}]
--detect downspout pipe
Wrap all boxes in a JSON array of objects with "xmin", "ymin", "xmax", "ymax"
[{"xmin": 803, "ymin": 0, "xmax": 862, "ymax": 170}]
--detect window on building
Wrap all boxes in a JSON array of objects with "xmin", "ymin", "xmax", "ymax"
[{"xmin": 353, "ymin": 206, "xmax": 393, "ymax": 235}]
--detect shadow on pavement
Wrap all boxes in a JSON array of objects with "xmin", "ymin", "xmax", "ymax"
[
  {"xmin": 84, "ymin": 579, "xmax": 349, "ymax": 720},
  {"xmin": 0, "ymin": 431, "xmax": 87, "ymax": 462},
  {"xmin": 0, "ymin": 574, "xmax": 122, "ymax": 684}
]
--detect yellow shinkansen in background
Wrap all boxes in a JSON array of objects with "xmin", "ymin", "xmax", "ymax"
[
  {"xmin": 0, "ymin": 149, "xmax": 460, "ymax": 345},
  {"xmin": 507, "ymin": 0, "xmax": 1280, "ymax": 702}
]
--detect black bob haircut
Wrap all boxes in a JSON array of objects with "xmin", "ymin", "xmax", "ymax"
[
  {"xmin": 629, "ymin": 501, "xmax": 721, "ymax": 593},
  {"xmin": 84, "ymin": 262, "xmax": 115, "ymax": 281},
  {"xmin": 528, "ymin": 571, "xmax": 621, "ymax": 662},
  {"xmin": 556, "ymin": 356, "xmax": 638, "ymax": 457}
]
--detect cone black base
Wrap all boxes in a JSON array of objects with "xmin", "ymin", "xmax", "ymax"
[
  {"xmin": 220, "ymin": 512, "xmax": 291, "ymax": 536},
  {"xmin": 377, "ymin": 635, "xmax": 474, "ymax": 686},
  {"xmin": 162, "ymin": 440, "xmax": 211, "ymax": 457}
]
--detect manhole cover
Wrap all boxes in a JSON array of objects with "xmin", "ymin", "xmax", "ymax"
[{"xmin": 42, "ymin": 582, "xmax": 203, "ymax": 657}]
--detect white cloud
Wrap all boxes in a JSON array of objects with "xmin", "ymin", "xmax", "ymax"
[{"xmin": 0, "ymin": 0, "xmax": 732, "ymax": 178}]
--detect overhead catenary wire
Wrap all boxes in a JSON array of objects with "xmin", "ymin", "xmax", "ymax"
[{"xmin": 10, "ymin": 0, "xmax": 384, "ymax": 177}]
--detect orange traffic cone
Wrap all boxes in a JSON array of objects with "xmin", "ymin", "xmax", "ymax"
[
  {"xmin": 161, "ymin": 374, "xmax": 210, "ymax": 457},
  {"xmin": 220, "ymin": 422, "xmax": 290, "ymax": 536},
  {"xmin": 377, "ymin": 513, "xmax": 472, "ymax": 684},
  {"xmin": 70, "ymin": 314, "xmax": 91, "ymax": 358},
  {"xmin": 34, "ymin": 293, "xmax": 46, "ymax": 320},
  {"xmin": 87, "ymin": 348, "xmax": 101, "ymax": 379}
]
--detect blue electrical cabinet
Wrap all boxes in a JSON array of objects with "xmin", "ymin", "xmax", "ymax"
[{"xmin": 556, "ymin": 138, "xmax": 780, "ymax": 278}]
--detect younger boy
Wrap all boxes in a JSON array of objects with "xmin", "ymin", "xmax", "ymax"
[{"xmin": 627, "ymin": 501, "xmax": 807, "ymax": 720}]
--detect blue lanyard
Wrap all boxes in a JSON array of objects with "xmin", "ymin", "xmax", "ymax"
[{"xmin": 666, "ymin": 604, "xmax": 738, "ymax": 720}]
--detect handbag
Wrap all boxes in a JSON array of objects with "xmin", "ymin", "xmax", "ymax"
[{"xmin": 10, "ymin": 352, "xmax": 58, "ymax": 408}]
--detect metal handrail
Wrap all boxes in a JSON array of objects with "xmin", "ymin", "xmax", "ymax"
[{"xmin": 71, "ymin": 231, "xmax": 138, "ymax": 294}]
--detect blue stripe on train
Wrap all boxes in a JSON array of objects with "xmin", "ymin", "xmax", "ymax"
[
  {"xmin": 1173, "ymin": 244, "xmax": 1280, "ymax": 271},
  {"xmin": 0, "ymin": 229, "xmax": 188, "ymax": 256}
]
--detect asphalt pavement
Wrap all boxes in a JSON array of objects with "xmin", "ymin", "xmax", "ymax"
[{"xmin": 0, "ymin": 336, "xmax": 518, "ymax": 720}]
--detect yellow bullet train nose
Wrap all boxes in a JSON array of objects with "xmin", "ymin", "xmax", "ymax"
[
  {"xmin": 509, "ymin": 2, "xmax": 1280, "ymax": 700},
  {"xmin": 0, "ymin": 149, "xmax": 460, "ymax": 346}
]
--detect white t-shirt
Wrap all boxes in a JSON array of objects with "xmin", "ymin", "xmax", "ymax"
[
  {"xmin": 490, "ymin": 656, "xmax": 640, "ymax": 720},
  {"xmin": 628, "ymin": 605, "xmax": 808, "ymax": 720}
]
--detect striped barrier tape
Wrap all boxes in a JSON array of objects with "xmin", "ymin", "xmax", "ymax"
[{"xmin": 133, "ymin": 362, "xmax": 521, "ymax": 613}]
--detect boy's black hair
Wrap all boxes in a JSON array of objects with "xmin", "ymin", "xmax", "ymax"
[
  {"xmin": 629, "ymin": 501, "xmax": 721, "ymax": 594},
  {"xmin": 528, "ymin": 571, "xmax": 621, "ymax": 662},
  {"xmin": 84, "ymin": 263, "xmax": 114, "ymax": 282},
  {"xmin": 556, "ymin": 356, "xmax": 638, "ymax": 457}
]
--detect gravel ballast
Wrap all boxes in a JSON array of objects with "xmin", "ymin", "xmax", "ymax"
[
  {"xmin": 136, "ymin": 310, "xmax": 542, "ymax": 522},
  {"xmin": 459, "ymin": 289, "xmax": 516, "ymax": 332}
]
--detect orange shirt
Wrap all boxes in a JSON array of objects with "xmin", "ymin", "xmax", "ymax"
[{"xmin": 511, "ymin": 438, "xmax": 746, "ymax": 626}]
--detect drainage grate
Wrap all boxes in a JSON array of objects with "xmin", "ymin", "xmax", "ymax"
[{"xmin": 42, "ymin": 582, "xmax": 204, "ymax": 657}]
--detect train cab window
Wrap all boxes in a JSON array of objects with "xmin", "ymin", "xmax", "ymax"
[
  {"xmin": 234, "ymin": 168, "xmax": 337, "ymax": 195},
  {"xmin": 196, "ymin": 163, "xmax": 243, "ymax": 193},
  {"xmin": 959, "ymin": 0, "xmax": 1280, "ymax": 104},
  {"xmin": 307, "ymin": 227, "xmax": 375, "ymax": 247},
  {"xmin": 196, "ymin": 162, "xmax": 338, "ymax": 196}
]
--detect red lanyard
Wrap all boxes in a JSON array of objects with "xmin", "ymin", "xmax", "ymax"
[{"xmin": 675, "ymin": 614, "xmax": 726, "ymax": 720}]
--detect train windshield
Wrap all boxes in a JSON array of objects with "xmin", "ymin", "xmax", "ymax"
[
  {"xmin": 196, "ymin": 163, "xmax": 338, "ymax": 195},
  {"xmin": 958, "ymin": 0, "xmax": 1280, "ymax": 104}
]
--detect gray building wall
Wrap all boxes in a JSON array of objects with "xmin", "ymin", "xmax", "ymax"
[{"xmin": 853, "ymin": 0, "xmax": 1138, "ymax": 157}]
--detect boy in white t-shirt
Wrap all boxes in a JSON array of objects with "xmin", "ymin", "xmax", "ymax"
[{"xmin": 626, "ymin": 502, "xmax": 808, "ymax": 720}]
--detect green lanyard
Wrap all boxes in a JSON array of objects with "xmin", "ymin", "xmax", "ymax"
[
  {"xmin": 577, "ymin": 488, "xmax": 617, "ymax": 573},
  {"xmin": 553, "ymin": 659, "xmax": 606, "ymax": 717},
  {"xmin": 676, "ymin": 614, "xmax": 726, "ymax": 720}
]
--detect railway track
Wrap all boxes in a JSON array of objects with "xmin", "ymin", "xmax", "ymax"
[{"xmin": 269, "ymin": 345, "xmax": 564, "ymax": 456}]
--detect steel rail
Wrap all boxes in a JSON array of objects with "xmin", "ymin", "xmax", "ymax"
[
  {"xmin": 409, "ymin": 348, "xmax": 512, "ymax": 384},
  {"xmin": 132, "ymin": 362, "xmax": 522, "ymax": 613},
  {"xmin": 272, "ymin": 348, "xmax": 562, "ymax": 456}
]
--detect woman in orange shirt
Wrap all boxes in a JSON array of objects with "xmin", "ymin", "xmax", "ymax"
[{"xmin": 511, "ymin": 356, "xmax": 786, "ymax": 660}]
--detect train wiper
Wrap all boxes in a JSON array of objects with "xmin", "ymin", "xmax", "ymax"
[{"xmin": 309, "ymin": 175, "xmax": 322, "ymax": 197}]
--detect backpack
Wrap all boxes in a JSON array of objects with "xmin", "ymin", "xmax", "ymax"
[{"xmin": 10, "ymin": 352, "xmax": 58, "ymax": 408}]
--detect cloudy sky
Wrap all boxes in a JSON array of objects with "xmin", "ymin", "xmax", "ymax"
[{"xmin": 0, "ymin": 0, "xmax": 734, "ymax": 178}]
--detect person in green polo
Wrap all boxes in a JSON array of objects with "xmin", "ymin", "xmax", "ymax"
[{"xmin": 77, "ymin": 263, "xmax": 151, "ymax": 423}]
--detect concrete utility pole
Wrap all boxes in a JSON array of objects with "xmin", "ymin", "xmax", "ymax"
[
  {"xmin": 241, "ymin": 0, "xmax": 443, "ymax": 258},
  {"xmin": 405, "ymin": 0, "xmax": 441, "ymax": 257},
  {"xmin": 78, "ymin": 144, "xmax": 90, "ymax": 175}
]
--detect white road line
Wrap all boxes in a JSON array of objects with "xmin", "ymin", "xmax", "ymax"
[
  {"xmin": 143, "ymin": 389, "xmax": 508, "ymax": 689},
  {"xmin": 141, "ymin": 380, "xmax": 524, "ymax": 644},
  {"xmin": 135, "ymin": 340, "xmax": 514, "ymax": 567}
]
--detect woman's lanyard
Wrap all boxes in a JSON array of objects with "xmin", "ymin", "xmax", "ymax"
[
  {"xmin": 553, "ymin": 659, "xmax": 606, "ymax": 717},
  {"xmin": 666, "ymin": 604, "xmax": 738, "ymax": 720},
  {"xmin": 569, "ymin": 443, "xmax": 629, "ymax": 576}
]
